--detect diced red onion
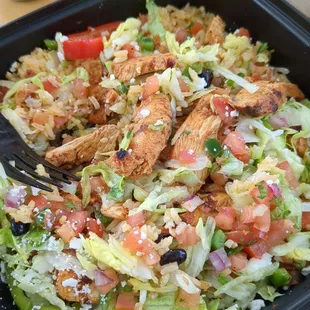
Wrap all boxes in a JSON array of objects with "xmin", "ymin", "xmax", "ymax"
[
  {"xmin": 267, "ymin": 115, "xmax": 288, "ymax": 129},
  {"xmin": 208, "ymin": 248, "xmax": 231, "ymax": 272},
  {"xmin": 4, "ymin": 186, "xmax": 27, "ymax": 208},
  {"xmin": 182, "ymin": 195, "xmax": 204, "ymax": 212},
  {"xmin": 268, "ymin": 184, "xmax": 282, "ymax": 198},
  {"xmin": 94, "ymin": 270, "xmax": 113, "ymax": 287}
]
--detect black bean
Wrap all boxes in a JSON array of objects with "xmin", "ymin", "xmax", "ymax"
[
  {"xmin": 199, "ymin": 69, "xmax": 213, "ymax": 88},
  {"xmin": 160, "ymin": 249, "xmax": 187, "ymax": 266},
  {"xmin": 11, "ymin": 219, "xmax": 30, "ymax": 236},
  {"xmin": 155, "ymin": 233, "xmax": 171, "ymax": 243},
  {"xmin": 116, "ymin": 148, "xmax": 128, "ymax": 160}
]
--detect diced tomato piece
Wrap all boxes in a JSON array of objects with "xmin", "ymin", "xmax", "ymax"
[
  {"xmin": 223, "ymin": 130, "xmax": 251, "ymax": 163},
  {"xmin": 42, "ymin": 80, "xmax": 58, "ymax": 94},
  {"xmin": 215, "ymin": 207, "xmax": 236, "ymax": 231},
  {"xmin": 226, "ymin": 230, "xmax": 257, "ymax": 246},
  {"xmin": 212, "ymin": 97, "xmax": 235, "ymax": 126},
  {"xmin": 68, "ymin": 21, "xmax": 121, "ymax": 40},
  {"xmin": 90, "ymin": 176, "xmax": 109, "ymax": 194},
  {"xmin": 176, "ymin": 29, "xmax": 190, "ymax": 44},
  {"xmin": 55, "ymin": 223, "xmax": 76, "ymax": 243},
  {"xmin": 121, "ymin": 44, "xmax": 136, "ymax": 59},
  {"xmin": 142, "ymin": 75, "xmax": 159, "ymax": 100},
  {"xmin": 178, "ymin": 289, "xmax": 200, "ymax": 310},
  {"xmin": 236, "ymin": 27, "xmax": 251, "ymax": 38},
  {"xmin": 54, "ymin": 116, "xmax": 68, "ymax": 128},
  {"xmin": 232, "ymin": 220, "xmax": 250, "ymax": 231},
  {"xmin": 127, "ymin": 212, "xmax": 146, "ymax": 227},
  {"xmin": 190, "ymin": 22, "xmax": 204, "ymax": 35},
  {"xmin": 250, "ymin": 225, "xmax": 268, "ymax": 240},
  {"xmin": 32, "ymin": 111, "xmax": 50, "ymax": 125},
  {"xmin": 96, "ymin": 268, "xmax": 119, "ymax": 295},
  {"xmin": 178, "ymin": 149, "xmax": 196, "ymax": 164},
  {"xmin": 244, "ymin": 240, "xmax": 269, "ymax": 258},
  {"xmin": 178, "ymin": 77, "xmax": 191, "ymax": 92},
  {"xmin": 240, "ymin": 205, "xmax": 255, "ymax": 224},
  {"xmin": 302, "ymin": 213, "xmax": 310, "ymax": 231},
  {"xmin": 277, "ymin": 161, "xmax": 299, "ymax": 189},
  {"xmin": 116, "ymin": 292, "xmax": 136, "ymax": 310},
  {"xmin": 266, "ymin": 219, "xmax": 297, "ymax": 246},
  {"xmin": 27, "ymin": 195, "xmax": 48, "ymax": 210},
  {"xmin": 253, "ymin": 206, "xmax": 271, "ymax": 233},
  {"xmin": 123, "ymin": 228, "xmax": 160, "ymax": 265},
  {"xmin": 252, "ymin": 72, "xmax": 262, "ymax": 81},
  {"xmin": 72, "ymin": 78, "xmax": 88, "ymax": 99},
  {"xmin": 86, "ymin": 218, "xmax": 104, "ymax": 238},
  {"xmin": 230, "ymin": 252, "xmax": 248, "ymax": 271},
  {"xmin": 175, "ymin": 225, "xmax": 200, "ymax": 247},
  {"xmin": 250, "ymin": 182, "xmax": 274, "ymax": 206},
  {"xmin": 67, "ymin": 211, "xmax": 88, "ymax": 233},
  {"xmin": 63, "ymin": 37, "xmax": 103, "ymax": 60}
]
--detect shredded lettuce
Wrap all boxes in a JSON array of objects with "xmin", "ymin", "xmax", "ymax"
[
  {"xmin": 82, "ymin": 232, "xmax": 154, "ymax": 281},
  {"xmin": 80, "ymin": 162, "xmax": 124, "ymax": 206},
  {"xmin": 129, "ymin": 278, "xmax": 177, "ymax": 293},
  {"xmin": 166, "ymin": 32, "xmax": 219, "ymax": 65},
  {"xmin": 183, "ymin": 217, "xmax": 216, "ymax": 277},
  {"xmin": 144, "ymin": 292, "xmax": 177, "ymax": 310},
  {"xmin": 219, "ymin": 150, "xmax": 244, "ymax": 177},
  {"xmin": 146, "ymin": 0, "xmax": 166, "ymax": 40},
  {"xmin": 119, "ymin": 129, "xmax": 133, "ymax": 150},
  {"xmin": 257, "ymin": 282, "xmax": 283, "ymax": 302},
  {"xmin": 129, "ymin": 185, "xmax": 188, "ymax": 215},
  {"xmin": 55, "ymin": 32, "xmax": 68, "ymax": 62},
  {"xmin": 158, "ymin": 167, "xmax": 203, "ymax": 187},
  {"xmin": 215, "ymin": 66, "xmax": 259, "ymax": 93},
  {"xmin": 61, "ymin": 66, "xmax": 89, "ymax": 84}
]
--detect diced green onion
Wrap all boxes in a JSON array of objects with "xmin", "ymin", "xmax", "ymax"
[
  {"xmin": 211, "ymin": 229, "xmax": 227, "ymax": 250},
  {"xmin": 187, "ymin": 21, "xmax": 194, "ymax": 29},
  {"xmin": 140, "ymin": 37, "xmax": 155, "ymax": 52},
  {"xmin": 269, "ymin": 268, "xmax": 292, "ymax": 287},
  {"xmin": 226, "ymin": 79, "xmax": 235, "ymax": 87},
  {"xmin": 205, "ymin": 138, "xmax": 223, "ymax": 158},
  {"xmin": 44, "ymin": 39, "xmax": 58, "ymax": 51},
  {"xmin": 226, "ymin": 245, "xmax": 243, "ymax": 256},
  {"xmin": 118, "ymin": 82, "xmax": 129, "ymax": 94},
  {"xmin": 238, "ymin": 72, "xmax": 245, "ymax": 78}
]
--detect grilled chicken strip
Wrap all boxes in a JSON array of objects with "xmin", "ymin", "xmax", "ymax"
[
  {"xmin": 112, "ymin": 53, "xmax": 177, "ymax": 82},
  {"xmin": 88, "ymin": 85, "xmax": 119, "ymax": 125},
  {"xmin": 105, "ymin": 94, "xmax": 172, "ymax": 179},
  {"xmin": 170, "ymin": 94, "xmax": 222, "ymax": 193},
  {"xmin": 46, "ymin": 125, "xmax": 120, "ymax": 168},
  {"xmin": 233, "ymin": 81, "xmax": 304, "ymax": 117},
  {"xmin": 204, "ymin": 15, "xmax": 226, "ymax": 45},
  {"xmin": 56, "ymin": 270, "xmax": 99, "ymax": 304}
]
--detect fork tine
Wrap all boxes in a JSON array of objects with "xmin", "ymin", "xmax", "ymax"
[
  {"xmin": 2, "ymin": 160, "xmax": 53, "ymax": 192},
  {"xmin": 14, "ymin": 153, "xmax": 71, "ymax": 185},
  {"xmin": 23, "ymin": 146, "xmax": 80, "ymax": 181},
  {"xmin": 13, "ymin": 155, "xmax": 63, "ymax": 188}
]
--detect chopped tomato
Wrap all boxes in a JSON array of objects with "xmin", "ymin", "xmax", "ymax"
[
  {"xmin": 230, "ymin": 252, "xmax": 248, "ymax": 271},
  {"xmin": 127, "ymin": 212, "xmax": 146, "ymax": 227},
  {"xmin": 175, "ymin": 225, "xmax": 200, "ymax": 247},
  {"xmin": 26, "ymin": 195, "xmax": 48, "ymax": 210},
  {"xmin": 54, "ymin": 116, "xmax": 68, "ymax": 128},
  {"xmin": 32, "ymin": 111, "xmax": 50, "ymax": 125},
  {"xmin": 250, "ymin": 182, "xmax": 274, "ymax": 206},
  {"xmin": 244, "ymin": 240, "xmax": 269, "ymax": 258},
  {"xmin": 121, "ymin": 44, "xmax": 136, "ymax": 59},
  {"xmin": 302, "ymin": 213, "xmax": 310, "ymax": 230},
  {"xmin": 223, "ymin": 130, "xmax": 251, "ymax": 163},
  {"xmin": 212, "ymin": 97, "xmax": 235, "ymax": 126},
  {"xmin": 215, "ymin": 207, "xmax": 236, "ymax": 231},
  {"xmin": 178, "ymin": 77, "xmax": 191, "ymax": 92},
  {"xmin": 240, "ymin": 205, "xmax": 255, "ymax": 224},
  {"xmin": 178, "ymin": 149, "xmax": 196, "ymax": 164},
  {"xmin": 90, "ymin": 176, "xmax": 109, "ymax": 193},
  {"xmin": 96, "ymin": 268, "xmax": 119, "ymax": 295},
  {"xmin": 116, "ymin": 292, "xmax": 135, "ymax": 310},
  {"xmin": 252, "ymin": 206, "xmax": 271, "ymax": 233},
  {"xmin": 236, "ymin": 27, "xmax": 251, "ymax": 38},
  {"xmin": 277, "ymin": 161, "xmax": 299, "ymax": 189},
  {"xmin": 55, "ymin": 223, "xmax": 76, "ymax": 243},
  {"xmin": 267, "ymin": 219, "xmax": 297, "ymax": 246},
  {"xmin": 178, "ymin": 289, "xmax": 200, "ymax": 310},
  {"xmin": 63, "ymin": 37, "xmax": 103, "ymax": 60},
  {"xmin": 190, "ymin": 22, "xmax": 204, "ymax": 35},
  {"xmin": 226, "ymin": 230, "xmax": 257, "ymax": 246},
  {"xmin": 123, "ymin": 228, "xmax": 160, "ymax": 265},
  {"xmin": 176, "ymin": 29, "xmax": 190, "ymax": 44},
  {"xmin": 68, "ymin": 21, "xmax": 121, "ymax": 40},
  {"xmin": 85, "ymin": 218, "xmax": 104, "ymax": 238},
  {"xmin": 42, "ymin": 80, "xmax": 58, "ymax": 93},
  {"xmin": 72, "ymin": 78, "xmax": 88, "ymax": 99},
  {"xmin": 252, "ymin": 72, "xmax": 262, "ymax": 81},
  {"xmin": 142, "ymin": 75, "xmax": 159, "ymax": 100},
  {"xmin": 251, "ymin": 225, "xmax": 268, "ymax": 240}
]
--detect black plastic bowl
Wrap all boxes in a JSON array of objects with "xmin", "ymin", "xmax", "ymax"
[{"xmin": 0, "ymin": 0, "xmax": 310, "ymax": 309}]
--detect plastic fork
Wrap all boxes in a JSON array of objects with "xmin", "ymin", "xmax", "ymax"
[{"xmin": 0, "ymin": 114, "xmax": 79, "ymax": 192}]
